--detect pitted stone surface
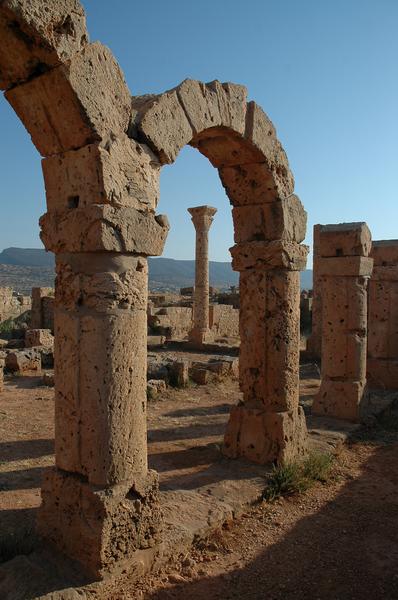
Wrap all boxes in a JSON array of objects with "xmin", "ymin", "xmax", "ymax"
[{"xmin": 313, "ymin": 222, "xmax": 373, "ymax": 421}]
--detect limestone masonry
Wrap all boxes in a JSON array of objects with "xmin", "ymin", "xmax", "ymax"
[{"xmin": 1, "ymin": 0, "xmax": 396, "ymax": 586}]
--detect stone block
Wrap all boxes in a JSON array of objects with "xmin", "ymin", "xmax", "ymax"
[
  {"xmin": 167, "ymin": 360, "xmax": 189, "ymax": 388},
  {"xmin": 131, "ymin": 89, "xmax": 193, "ymax": 164},
  {"xmin": 371, "ymin": 265, "xmax": 398, "ymax": 282},
  {"xmin": 42, "ymin": 372, "xmax": 55, "ymax": 387},
  {"xmin": 177, "ymin": 79, "xmax": 247, "ymax": 136},
  {"xmin": 318, "ymin": 256, "xmax": 373, "ymax": 277},
  {"xmin": 191, "ymin": 128, "xmax": 264, "ymax": 168},
  {"xmin": 232, "ymin": 195, "xmax": 306, "ymax": 243},
  {"xmin": 0, "ymin": 355, "xmax": 4, "ymax": 392},
  {"xmin": 190, "ymin": 367, "xmax": 209, "ymax": 385},
  {"xmin": 55, "ymin": 309, "xmax": 148, "ymax": 486},
  {"xmin": 219, "ymin": 162, "xmax": 284, "ymax": 206},
  {"xmin": 0, "ymin": 0, "xmax": 88, "ymax": 89},
  {"xmin": 239, "ymin": 269, "xmax": 300, "ymax": 411},
  {"xmin": 6, "ymin": 42, "xmax": 131, "ymax": 156},
  {"xmin": 367, "ymin": 358, "xmax": 398, "ymax": 390},
  {"xmin": 38, "ymin": 467, "xmax": 162, "ymax": 578},
  {"xmin": 5, "ymin": 349, "xmax": 41, "ymax": 374},
  {"xmin": 371, "ymin": 240, "xmax": 398, "ymax": 266},
  {"xmin": 147, "ymin": 335, "xmax": 166, "ymax": 348},
  {"xmin": 312, "ymin": 379, "xmax": 365, "ymax": 422},
  {"xmin": 319, "ymin": 222, "xmax": 372, "ymax": 258},
  {"xmin": 223, "ymin": 405, "xmax": 307, "ymax": 464},
  {"xmin": 42, "ymin": 136, "xmax": 160, "ymax": 212},
  {"xmin": 147, "ymin": 379, "xmax": 167, "ymax": 397},
  {"xmin": 25, "ymin": 328, "xmax": 54, "ymax": 348},
  {"xmin": 230, "ymin": 240, "xmax": 308, "ymax": 272},
  {"xmin": 244, "ymin": 101, "xmax": 295, "ymax": 197},
  {"xmin": 40, "ymin": 205, "xmax": 169, "ymax": 255}
]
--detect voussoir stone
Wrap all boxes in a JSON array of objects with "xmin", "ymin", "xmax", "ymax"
[
  {"xmin": 0, "ymin": 0, "xmax": 88, "ymax": 90},
  {"xmin": 177, "ymin": 79, "xmax": 247, "ymax": 136},
  {"xmin": 40, "ymin": 205, "xmax": 169, "ymax": 255},
  {"xmin": 42, "ymin": 136, "xmax": 161, "ymax": 212},
  {"xmin": 244, "ymin": 101, "xmax": 295, "ymax": 196},
  {"xmin": 6, "ymin": 42, "xmax": 131, "ymax": 156},
  {"xmin": 131, "ymin": 89, "xmax": 193, "ymax": 164}
]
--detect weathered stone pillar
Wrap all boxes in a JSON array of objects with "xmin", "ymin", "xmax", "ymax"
[
  {"xmin": 306, "ymin": 224, "xmax": 322, "ymax": 360},
  {"xmin": 223, "ymin": 195, "xmax": 309, "ymax": 464},
  {"xmin": 37, "ymin": 203, "xmax": 168, "ymax": 577},
  {"xmin": 0, "ymin": 352, "xmax": 5, "ymax": 392},
  {"xmin": 312, "ymin": 223, "xmax": 373, "ymax": 421},
  {"xmin": 368, "ymin": 240, "xmax": 398, "ymax": 389},
  {"xmin": 188, "ymin": 205, "xmax": 217, "ymax": 346},
  {"xmin": 30, "ymin": 287, "xmax": 54, "ymax": 329}
]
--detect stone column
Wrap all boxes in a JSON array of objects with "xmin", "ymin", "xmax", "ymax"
[
  {"xmin": 312, "ymin": 223, "xmax": 373, "ymax": 421},
  {"xmin": 37, "ymin": 188, "xmax": 168, "ymax": 578},
  {"xmin": 188, "ymin": 205, "xmax": 217, "ymax": 346},
  {"xmin": 368, "ymin": 240, "xmax": 398, "ymax": 389},
  {"xmin": 30, "ymin": 287, "xmax": 54, "ymax": 329},
  {"xmin": 306, "ymin": 224, "xmax": 323, "ymax": 360},
  {"xmin": 223, "ymin": 194, "xmax": 309, "ymax": 464},
  {"xmin": 0, "ymin": 352, "xmax": 5, "ymax": 392}
]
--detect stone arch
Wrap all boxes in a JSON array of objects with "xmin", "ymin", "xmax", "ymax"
[
  {"xmin": 0, "ymin": 0, "xmax": 308, "ymax": 578},
  {"xmin": 130, "ymin": 79, "xmax": 308, "ymax": 464}
]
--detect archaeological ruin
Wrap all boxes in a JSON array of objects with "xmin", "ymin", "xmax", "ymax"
[{"xmin": 0, "ymin": 1, "xmax": 397, "ymax": 593}]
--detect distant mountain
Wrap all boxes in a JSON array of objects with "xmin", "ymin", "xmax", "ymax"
[
  {"xmin": 0, "ymin": 248, "xmax": 313, "ymax": 293},
  {"xmin": 0, "ymin": 247, "xmax": 55, "ymax": 268}
]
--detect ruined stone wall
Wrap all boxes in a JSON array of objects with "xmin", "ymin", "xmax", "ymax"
[
  {"xmin": 0, "ymin": 287, "xmax": 31, "ymax": 324},
  {"xmin": 209, "ymin": 304, "xmax": 239, "ymax": 338},
  {"xmin": 30, "ymin": 287, "xmax": 54, "ymax": 330},
  {"xmin": 367, "ymin": 240, "xmax": 398, "ymax": 389}
]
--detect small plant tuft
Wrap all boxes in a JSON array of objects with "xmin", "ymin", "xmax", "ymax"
[{"xmin": 263, "ymin": 452, "xmax": 334, "ymax": 502}]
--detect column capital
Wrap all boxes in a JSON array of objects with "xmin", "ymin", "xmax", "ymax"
[{"xmin": 188, "ymin": 205, "xmax": 217, "ymax": 230}]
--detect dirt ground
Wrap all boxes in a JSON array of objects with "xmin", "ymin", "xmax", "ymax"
[{"xmin": 1, "ymin": 364, "xmax": 398, "ymax": 599}]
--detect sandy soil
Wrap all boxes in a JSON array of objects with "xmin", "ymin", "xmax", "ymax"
[{"xmin": 1, "ymin": 365, "xmax": 398, "ymax": 599}]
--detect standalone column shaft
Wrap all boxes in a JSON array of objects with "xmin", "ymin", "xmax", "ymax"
[
  {"xmin": 306, "ymin": 225, "xmax": 322, "ymax": 360},
  {"xmin": 188, "ymin": 205, "xmax": 217, "ymax": 346},
  {"xmin": 223, "ymin": 239, "xmax": 309, "ymax": 464},
  {"xmin": 312, "ymin": 222, "xmax": 373, "ymax": 422}
]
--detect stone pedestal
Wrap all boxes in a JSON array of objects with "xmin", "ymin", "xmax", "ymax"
[
  {"xmin": 223, "ymin": 237, "xmax": 309, "ymax": 464},
  {"xmin": 367, "ymin": 240, "xmax": 398, "ymax": 389},
  {"xmin": 188, "ymin": 206, "xmax": 217, "ymax": 346},
  {"xmin": 306, "ymin": 224, "xmax": 322, "ymax": 360},
  {"xmin": 312, "ymin": 223, "xmax": 373, "ymax": 422}
]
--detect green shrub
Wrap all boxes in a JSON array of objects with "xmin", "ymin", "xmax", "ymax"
[{"xmin": 264, "ymin": 452, "xmax": 334, "ymax": 502}]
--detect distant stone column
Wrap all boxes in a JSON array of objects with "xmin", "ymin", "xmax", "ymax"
[
  {"xmin": 306, "ymin": 225, "xmax": 323, "ymax": 360},
  {"xmin": 188, "ymin": 205, "xmax": 217, "ymax": 346},
  {"xmin": 312, "ymin": 223, "xmax": 373, "ymax": 421},
  {"xmin": 368, "ymin": 240, "xmax": 398, "ymax": 389}
]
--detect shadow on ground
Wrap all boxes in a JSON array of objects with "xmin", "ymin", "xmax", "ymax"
[{"xmin": 147, "ymin": 441, "xmax": 398, "ymax": 600}]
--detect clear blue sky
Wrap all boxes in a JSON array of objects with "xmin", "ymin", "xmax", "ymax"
[{"xmin": 0, "ymin": 0, "xmax": 397, "ymax": 267}]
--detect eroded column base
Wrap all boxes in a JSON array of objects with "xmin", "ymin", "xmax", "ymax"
[
  {"xmin": 37, "ymin": 467, "xmax": 162, "ymax": 579},
  {"xmin": 223, "ymin": 405, "xmax": 308, "ymax": 464},
  {"xmin": 188, "ymin": 327, "xmax": 214, "ymax": 347},
  {"xmin": 312, "ymin": 379, "xmax": 366, "ymax": 422}
]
